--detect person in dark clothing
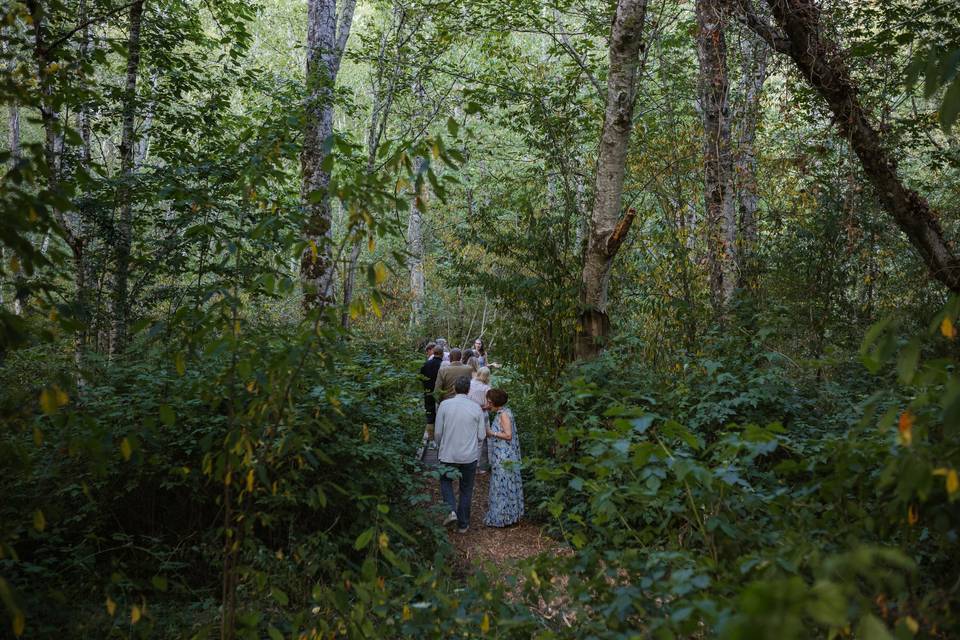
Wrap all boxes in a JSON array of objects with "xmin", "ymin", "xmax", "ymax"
[{"xmin": 420, "ymin": 345, "xmax": 444, "ymax": 438}]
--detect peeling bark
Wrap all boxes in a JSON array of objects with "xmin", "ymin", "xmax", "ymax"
[
  {"xmin": 300, "ymin": 0, "xmax": 357, "ymax": 312},
  {"xmin": 696, "ymin": 0, "xmax": 736, "ymax": 309},
  {"xmin": 576, "ymin": 0, "xmax": 648, "ymax": 359}
]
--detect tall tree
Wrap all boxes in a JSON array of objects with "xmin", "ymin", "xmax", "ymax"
[
  {"xmin": 576, "ymin": 0, "xmax": 649, "ymax": 359},
  {"xmin": 696, "ymin": 0, "xmax": 736, "ymax": 309},
  {"xmin": 732, "ymin": 28, "xmax": 769, "ymax": 280},
  {"xmin": 300, "ymin": 0, "xmax": 357, "ymax": 311},
  {"xmin": 740, "ymin": 0, "xmax": 960, "ymax": 291},
  {"xmin": 110, "ymin": 0, "xmax": 146, "ymax": 355}
]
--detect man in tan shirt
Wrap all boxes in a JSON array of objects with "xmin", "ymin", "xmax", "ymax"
[{"xmin": 434, "ymin": 349, "xmax": 475, "ymax": 401}]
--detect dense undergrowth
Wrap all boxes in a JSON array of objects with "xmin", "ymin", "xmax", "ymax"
[{"xmin": 3, "ymin": 303, "xmax": 960, "ymax": 639}]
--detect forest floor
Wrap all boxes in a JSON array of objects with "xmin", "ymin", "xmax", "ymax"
[{"xmin": 426, "ymin": 471, "xmax": 559, "ymax": 578}]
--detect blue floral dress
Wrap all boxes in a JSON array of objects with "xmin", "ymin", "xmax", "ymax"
[{"xmin": 484, "ymin": 407, "xmax": 524, "ymax": 527}]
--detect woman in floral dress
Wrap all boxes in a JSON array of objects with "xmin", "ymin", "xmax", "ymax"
[{"xmin": 483, "ymin": 388, "xmax": 524, "ymax": 527}]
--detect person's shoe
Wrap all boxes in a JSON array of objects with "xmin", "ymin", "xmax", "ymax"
[
  {"xmin": 444, "ymin": 511, "xmax": 458, "ymax": 527},
  {"xmin": 457, "ymin": 526, "xmax": 469, "ymax": 534}
]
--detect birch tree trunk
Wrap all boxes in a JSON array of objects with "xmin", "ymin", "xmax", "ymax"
[
  {"xmin": 342, "ymin": 2, "xmax": 401, "ymax": 328},
  {"xmin": 3, "ymin": 24, "xmax": 20, "ymax": 311},
  {"xmin": 757, "ymin": 0, "xmax": 960, "ymax": 291},
  {"xmin": 696, "ymin": 0, "xmax": 736, "ymax": 310},
  {"xmin": 301, "ymin": 0, "xmax": 357, "ymax": 312},
  {"xmin": 408, "ymin": 155, "xmax": 426, "ymax": 328},
  {"xmin": 730, "ymin": 29, "xmax": 768, "ymax": 292},
  {"xmin": 110, "ymin": 0, "xmax": 145, "ymax": 355},
  {"xmin": 576, "ymin": 0, "xmax": 648, "ymax": 359}
]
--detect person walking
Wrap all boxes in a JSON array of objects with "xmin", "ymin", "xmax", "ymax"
[
  {"xmin": 434, "ymin": 349, "xmax": 474, "ymax": 401},
  {"xmin": 468, "ymin": 367, "xmax": 493, "ymax": 473},
  {"xmin": 419, "ymin": 345, "xmax": 443, "ymax": 437},
  {"xmin": 434, "ymin": 376, "xmax": 486, "ymax": 533},
  {"xmin": 483, "ymin": 388, "xmax": 524, "ymax": 527}
]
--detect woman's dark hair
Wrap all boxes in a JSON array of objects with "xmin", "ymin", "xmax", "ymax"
[
  {"xmin": 486, "ymin": 388, "xmax": 508, "ymax": 407},
  {"xmin": 462, "ymin": 348, "xmax": 475, "ymax": 362},
  {"xmin": 474, "ymin": 338, "xmax": 486, "ymax": 356}
]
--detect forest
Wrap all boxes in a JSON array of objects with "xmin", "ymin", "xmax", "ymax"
[{"xmin": 1, "ymin": 0, "xmax": 960, "ymax": 637}]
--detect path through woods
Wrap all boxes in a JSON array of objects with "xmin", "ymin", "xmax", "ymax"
[{"xmin": 427, "ymin": 471, "xmax": 559, "ymax": 577}]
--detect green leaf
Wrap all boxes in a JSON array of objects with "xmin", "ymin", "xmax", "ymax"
[
  {"xmin": 354, "ymin": 527, "xmax": 375, "ymax": 550},
  {"xmin": 896, "ymin": 338, "xmax": 921, "ymax": 384},
  {"xmin": 271, "ymin": 586, "xmax": 289, "ymax": 606},
  {"xmin": 939, "ymin": 77, "xmax": 960, "ymax": 132},
  {"xmin": 806, "ymin": 580, "xmax": 846, "ymax": 627},
  {"xmin": 159, "ymin": 404, "xmax": 175, "ymax": 426},
  {"xmin": 267, "ymin": 625, "xmax": 284, "ymax": 640},
  {"xmin": 446, "ymin": 116, "xmax": 459, "ymax": 137},
  {"xmin": 858, "ymin": 614, "xmax": 893, "ymax": 640}
]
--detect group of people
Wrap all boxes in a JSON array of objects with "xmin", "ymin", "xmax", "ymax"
[{"xmin": 419, "ymin": 338, "xmax": 524, "ymax": 533}]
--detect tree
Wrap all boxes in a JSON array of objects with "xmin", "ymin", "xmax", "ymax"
[
  {"xmin": 576, "ymin": 0, "xmax": 649, "ymax": 359},
  {"xmin": 696, "ymin": 0, "xmax": 736, "ymax": 309},
  {"xmin": 300, "ymin": 0, "xmax": 357, "ymax": 311},
  {"xmin": 739, "ymin": 0, "xmax": 960, "ymax": 291}
]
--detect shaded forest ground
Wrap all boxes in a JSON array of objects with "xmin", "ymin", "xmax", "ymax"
[{"xmin": 425, "ymin": 471, "xmax": 558, "ymax": 577}]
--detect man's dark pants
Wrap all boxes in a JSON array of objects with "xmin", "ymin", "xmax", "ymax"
[{"xmin": 439, "ymin": 461, "xmax": 477, "ymax": 529}]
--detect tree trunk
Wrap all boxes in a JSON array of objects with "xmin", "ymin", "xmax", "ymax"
[
  {"xmin": 760, "ymin": 0, "xmax": 960, "ymax": 291},
  {"xmin": 696, "ymin": 0, "xmax": 736, "ymax": 310},
  {"xmin": 732, "ymin": 28, "xmax": 768, "ymax": 283},
  {"xmin": 110, "ymin": 0, "xmax": 145, "ymax": 356},
  {"xmin": 408, "ymin": 156, "xmax": 426, "ymax": 329},
  {"xmin": 342, "ymin": 3, "xmax": 402, "ymax": 328},
  {"xmin": 576, "ymin": 0, "xmax": 648, "ymax": 359},
  {"xmin": 4, "ymin": 24, "xmax": 20, "ymax": 311},
  {"xmin": 301, "ymin": 0, "xmax": 357, "ymax": 312}
]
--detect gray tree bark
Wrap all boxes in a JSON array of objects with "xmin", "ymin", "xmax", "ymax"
[
  {"xmin": 110, "ymin": 0, "xmax": 145, "ymax": 355},
  {"xmin": 696, "ymin": 0, "xmax": 736, "ymax": 310},
  {"xmin": 407, "ymin": 154, "xmax": 426, "ymax": 329},
  {"xmin": 300, "ymin": 0, "xmax": 357, "ymax": 311},
  {"xmin": 733, "ymin": 30, "xmax": 768, "ymax": 271},
  {"xmin": 576, "ymin": 0, "xmax": 648, "ymax": 359}
]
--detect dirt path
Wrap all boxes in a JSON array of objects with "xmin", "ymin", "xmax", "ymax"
[{"xmin": 428, "ymin": 471, "xmax": 558, "ymax": 577}]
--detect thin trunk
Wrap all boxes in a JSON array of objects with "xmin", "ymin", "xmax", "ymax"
[
  {"xmin": 301, "ymin": 0, "xmax": 357, "ymax": 312},
  {"xmin": 697, "ymin": 0, "xmax": 736, "ymax": 310},
  {"xmin": 3, "ymin": 25, "xmax": 20, "ymax": 310},
  {"xmin": 407, "ymin": 169, "xmax": 426, "ymax": 329},
  {"xmin": 110, "ymin": 0, "xmax": 145, "ymax": 356},
  {"xmin": 732, "ymin": 29, "xmax": 768, "ymax": 288},
  {"xmin": 576, "ymin": 0, "xmax": 648, "ymax": 359},
  {"xmin": 755, "ymin": 0, "xmax": 960, "ymax": 291}
]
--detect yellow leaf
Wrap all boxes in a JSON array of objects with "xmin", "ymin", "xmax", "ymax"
[
  {"xmin": 947, "ymin": 469, "xmax": 959, "ymax": 496},
  {"xmin": 402, "ymin": 604, "xmax": 411, "ymax": 621},
  {"xmin": 12, "ymin": 611, "xmax": 24, "ymax": 637},
  {"xmin": 480, "ymin": 613, "xmax": 490, "ymax": 633},
  {"xmin": 39, "ymin": 385, "xmax": 68, "ymax": 415},
  {"xmin": 33, "ymin": 509, "xmax": 45, "ymax": 532},
  {"xmin": 9, "ymin": 253, "xmax": 20, "ymax": 273},
  {"xmin": 378, "ymin": 532, "xmax": 389, "ymax": 550},
  {"xmin": 131, "ymin": 605, "xmax": 141, "ymax": 624},
  {"xmin": 941, "ymin": 316, "xmax": 957, "ymax": 340},
  {"xmin": 309, "ymin": 239, "xmax": 318, "ymax": 260},
  {"xmin": 174, "ymin": 353, "xmax": 186, "ymax": 376},
  {"xmin": 362, "ymin": 424, "xmax": 370, "ymax": 442},
  {"xmin": 106, "ymin": 596, "xmax": 117, "ymax": 616},
  {"xmin": 898, "ymin": 411, "xmax": 914, "ymax": 447},
  {"xmin": 369, "ymin": 296, "xmax": 382, "ymax": 319},
  {"xmin": 224, "ymin": 471, "xmax": 232, "ymax": 486},
  {"xmin": 395, "ymin": 177, "xmax": 408, "ymax": 192},
  {"xmin": 903, "ymin": 616, "xmax": 918, "ymax": 633},
  {"xmin": 368, "ymin": 234, "xmax": 376, "ymax": 252},
  {"xmin": 246, "ymin": 469, "xmax": 255, "ymax": 493},
  {"xmin": 908, "ymin": 504, "xmax": 919, "ymax": 526},
  {"xmin": 373, "ymin": 262, "xmax": 388, "ymax": 285},
  {"xmin": 120, "ymin": 438, "xmax": 132, "ymax": 461}
]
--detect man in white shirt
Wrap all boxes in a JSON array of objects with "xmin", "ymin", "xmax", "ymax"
[{"xmin": 434, "ymin": 375, "xmax": 486, "ymax": 533}]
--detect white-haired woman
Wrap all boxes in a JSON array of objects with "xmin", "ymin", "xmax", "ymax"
[{"xmin": 469, "ymin": 367, "xmax": 492, "ymax": 473}]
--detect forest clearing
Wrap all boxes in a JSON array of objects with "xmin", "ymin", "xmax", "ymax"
[{"xmin": 2, "ymin": 0, "xmax": 960, "ymax": 637}]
